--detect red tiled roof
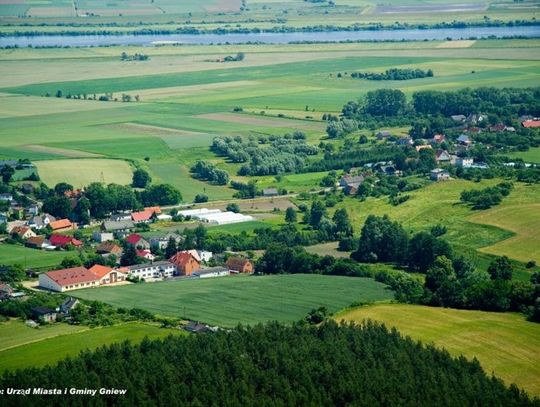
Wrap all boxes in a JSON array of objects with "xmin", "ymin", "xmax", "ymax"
[
  {"xmin": 49, "ymin": 219, "xmax": 73, "ymax": 230},
  {"xmin": 49, "ymin": 234, "xmax": 83, "ymax": 247},
  {"xmin": 126, "ymin": 234, "xmax": 144, "ymax": 244},
  {"xmin": 131, "ymin": 210, "xmax": 153, "ymax": 222},
  {"xmin": 169, "ymin": 252, "xmax": 198, "ymax": 268},
  {"xmin": 522, "ymin": 120, "xmax": 540, "ymax": 128},
  {"xmin": 44, "ymin": 267, "xmax": 98, "ymax": 287},
  {"xmin": 88, "ymin": 264, "xmax": 114, "ymax": 279},
  {"xmin": 226, "ymin": 257, "xmax": 252, "ymax": 271},
  {"xmin": 12, "ymin": 226, "xmax": 31, "ymax": 235},
  {"xmin": 144, "ymin": 206, "xmax": 162, "ymax": 214},
  {"xmin": 137, "ymin": 249, "xmax": 151, "ymax": 257}
]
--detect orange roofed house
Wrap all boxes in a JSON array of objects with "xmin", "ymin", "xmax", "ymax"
[
  {"xmin": 226, "ymin": 257, "xmax": 254, "ymax": 274},
  {"xmin": 49, "ymin": 218, "xmax": 76, "ymax": 232},
  {"xmin": 88, "ymin": 264, "xmax": 127, "ymax": 285},
  {"xmin": 39, "ymin": 267, "xmax": 99, "ymax": 292},
  {"xmin": 169, "ymin": 251, "xmax": 200, "ymax": 276}
]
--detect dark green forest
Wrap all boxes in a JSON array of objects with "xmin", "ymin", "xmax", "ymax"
[{"xmin": 1, "ymin": 321, "xmax": 538, "ymax": 407}]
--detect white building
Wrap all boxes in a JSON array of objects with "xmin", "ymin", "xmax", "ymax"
[
  {"xmin": 455, "ymin": 157, "xmax": 474, "ymax": 168},
  {"xmin": 193, "ymin": 267, "xmax": 230, "ymax": 279},
  {"xmin": 39, "ymin": 267, "xmax": 100, "ymax": 293},
  {"xmin": 128, "ymin": 261, "xmax": 177, "ymax": 280},
  {"xmin": 93, "ymin": 232, "xmax": 114, "ymax": 243}
]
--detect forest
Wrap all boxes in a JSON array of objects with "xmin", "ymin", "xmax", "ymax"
[{"xmin": 0, "ymin": 321, "xmax": 537, "ymax": 407}]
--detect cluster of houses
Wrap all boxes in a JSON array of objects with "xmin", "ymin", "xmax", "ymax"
[{"xmin": 38, "ymin": 251, "xmax": 254, "ymax": 292}]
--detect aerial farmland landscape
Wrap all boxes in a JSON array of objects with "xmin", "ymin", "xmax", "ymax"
[{"xmin": 0, "ymin": 0, "xmax": 539, "ymax": 405}]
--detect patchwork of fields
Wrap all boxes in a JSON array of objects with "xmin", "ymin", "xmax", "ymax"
[
  {"xmin": 74, "ymin": 274, "xmax": 395, "ymax": 326},
  {"xmin": 337, "ymin": 304, "xmax": 540, "ymax": 396}
]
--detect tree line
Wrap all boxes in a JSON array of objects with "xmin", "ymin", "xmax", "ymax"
[
  {"xmin": 0, "ymin": 321, "xmax": 536, "ymax": 406},
  {"xmin": 350, "ymin": 68, "xmax": 434, "ymax": 80}
]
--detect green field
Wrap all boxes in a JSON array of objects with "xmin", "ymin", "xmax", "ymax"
[
  {"xmin": 337, "ymin": 304, "xmax": 540, "ymax": 396},
  {"xmin": 74, "ymin": 274, "xmax": 394, "ymax": 327},
  {"xmin": 0, "ymin": 244, "xmax": 73, "ymax": 269},
  {"xmin": 0, "ymin": 40, "xmax": 538, "ymax": 200},
  {"xmin": 0, "ymin": 320, "xmax": 185, "ymax": 372},
  {"xmin": 35, "ymin": 158, "xmax": 133, "ymax": 188},
  {"xmin": 331, "ymin": 178, "xmax": 540, "ymax": 272},
  {"xmin": 506, "ymin": 147, "xmax": 540, "ymax": 164}
]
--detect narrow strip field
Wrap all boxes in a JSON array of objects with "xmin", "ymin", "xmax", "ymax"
[
  {"xmin": 337, "ymin": 304, "xmax": 540, "ymax": 396},
  {"xmin": 74, "ymin": 274, "xmax": 394, "ymax": 327},
  {"xmin": 0, "ymin": 321, "xmax": 185, "ymax": 373}
]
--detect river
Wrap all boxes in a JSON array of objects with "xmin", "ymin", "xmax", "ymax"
[{"xmin": 0, "ymin": 25, "xmax": 539, "ymax": 48}]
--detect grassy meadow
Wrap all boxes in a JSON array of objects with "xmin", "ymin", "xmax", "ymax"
[
  {"xmin": 337, "ymin": 304, "xmax": 540, "ymax": 396},
  {"xmin": 74, "ymin": 274, "xmax": 394, "ymax": 327},
  {"xmin": 0, "ymin": 320, "xmax": 186, "ymax": 372},
  {"xmin": 0, "ymin": 244, "xmax": 75, "ymax": 269}
]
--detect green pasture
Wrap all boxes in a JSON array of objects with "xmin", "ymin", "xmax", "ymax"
[
  {"xmin": 505, "ymin": 147, "xmax": 540, "ymax": 164},
  {"xmin": 0, "ymin": 244, "xmax": 72, "ymax": 269},
  {"xmin": 337, "ymin": 304, "xmax": 540, "ymax": 396},
  {"xmin": 35, "ymin": 158, "xmax": 133, "ymax": 188},
  {"xmin": 74, "ymin": 274, "xmax": 394, "ymax": 327},
  {"xmin": 0, "ymin": 321, "xmax": 186, "ymax": 372},
  {"xmin": 334, "ymin": 179, "xmax": 540, "ymax": 270}
]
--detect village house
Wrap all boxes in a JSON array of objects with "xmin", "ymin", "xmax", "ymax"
[
  {"xmin": 125, "ymin": 233, "xmax": 150, "ymax": 249},
  {"xmin": 435, "ymin": 150, "xmax": 452, "ymax": 163},
  {"xmin": 0, "ymin": 193, "xmax": 13, "ymax": 202},
  {"xmin": 39, "ymin": 266, "xmax": 100, "ymax": 292},
  {"xmin": 169, "ymin": 251, "xmax": 201, "ymax": 276},
  {"xmin": 25, "ymin": 204, "xmax": 39, "ymax": 217},
  {"xmin": 102, "ymin": 220, "xmax": 134, "ymax": 238},
  {"xmin": 110, "ymin": 212, "xmax": 132, "ymax": 222},
  {"xmin": 31, "ymin": 306, "xmax": 57, "ymax": 323},
  {"xmin": 29, "ymin": 214, "xmax": 56, "ymax": 230},
  {"xmin": 430, "ymin": 168, "xmax": 450, "ymax": 181},
  {"xmin": 150, "ymin": 233, "xmax": 183, "ymax": 250},
  {"xmin": 96, "ymin": 241, "xmax": 123, "ymax": 257},
  {"xmin": 457, "ymin": 134, "xmax": 472, "ymax": 146},
  {"xmin": 226, "ymin": 257, "xmax": 254, "ymax": 274},
  {"xmin": 93, "ymin": 232, "xmax": 114, "ymax": 243},
  {"xmin": 49, "ymin": 234, "xmax": 83, "ymax": 249},
  {"xmin": 339, "ymin": 174, "xmax": 365, "ymax": 196},
  {"xmin": 262, "ymin": 188, "xmax": 279, "ymax": 197},
  {"xmin": 137, "ymin": 249, "xmax": 156, "ymax": 262},
  {"xmin": 88, "ymin": 264, "xmax": 127, "ymax": 285},
  {"xmin": 25, "ymin": 235, "xmax": 51, "ymax": 250},
  {"xmin": 522, "ymin": 119, "xmax": 540, "ymax": 128},
  {"xmin": 455, "ymin": 157, "xmax": 474, "ymax": 168},
  {"xmin": 128, "ymin": 261, "xmax": 177, "ymax": 280},
  {"xmin": 396, "ymin": 137, "xmax": 414, "ymax": 146},
  {"xmin": 59, "ymin": 297, "xmax": 79, "ymax": 315},
  {"xmin": 431, "ymin": 134, "xmax": 446, "ymax": 144},
  {"xmin": 11, "ymin": 226, "xmax": 36, "ymax": 240},
  {"xmin": 49, "ymin": 218, "xmax": 76, "ymax": 232}
]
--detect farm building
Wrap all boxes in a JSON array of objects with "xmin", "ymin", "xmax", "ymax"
[
  {"xmin": 430, "ymin": 168, "xmax": 450, "ymax": 181},
  {"xmin": 193, "ymin": 267, "xmax": 230, "ymax": 279},
  {"xmin": 339, "ymin": 174, "xmax": 365, "ymax": 195},
  {"xmin": 25, "ymin": 235, "xmax": 51, "ymax": 250},
  {"xmin": 226, "ymin": 257, "xmax": 254, "ymax": 274},
  {"xmin": 128, "ymin": 261, "xmax": 177, "ymax": 280},
  {"xmin": 150, "ymin": 233, "xmax": 183, "ymax": 250},
  {"xmin": 49, "ymin": 234, "xmax": 83, "ymax": 249},
  {"xmin": 131, "ymin": 210, "xmax": 154, "ymax": 223},
  {"xmin": 376, "ymin": 130, "xmax": 392, "ymax": 140},
  {"xmin": 88, "ymin": 264, "xmax": 127, "ymax": 285},
  {"xmin": 521, "ymin": 119, "xmax": 540, "ymax": 128},
  {"xmin": 178, "ymin": 208, "xmax": 221, "ymax": 218},
  {"xmin": 457, "ymin": 135, "xmax": 472, "ymax": 146},
  {"xmin": 262, "ymin": 188, "xmax": 279, "ymax": 197},
  {"xmin": 49, "ymin": 218, "xmax": 75, "ymax": 232},
  {"xmin": 59, "ymin": 297, "xmax": 79, "ymax": 315},
  {"xmin": 169, "ymin": 252, "xmax": 200, "ymax": 276},
  {"xmin": 196, "ymin": 210, "xmax": 254, "ymax": 225},
  {"xmin": 39, "ymin": 267, "xmax": 100, "ymax": 292}
]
